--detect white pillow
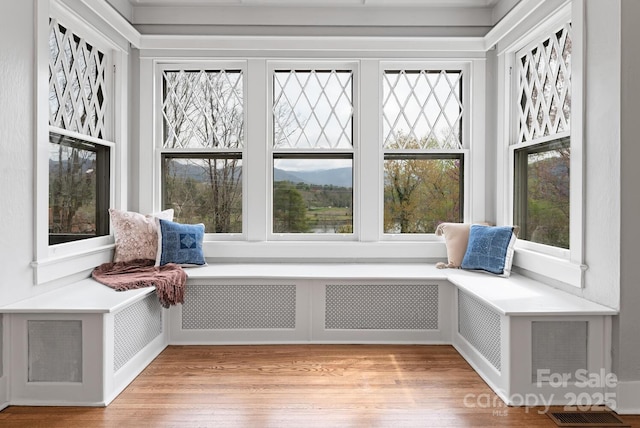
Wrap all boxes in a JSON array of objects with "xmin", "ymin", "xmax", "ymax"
[{"xmin": 109, "ymin": 208, "xmax": 174, "ymax": 262}]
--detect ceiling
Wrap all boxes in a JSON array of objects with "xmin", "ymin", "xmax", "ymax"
[
  {"xmin": 107, "ymin": 0, "xmax": 519, "ymax": 35},
  {"xmin": 128, "ymin": 0, "xmax": 501, "ymax": 6}
]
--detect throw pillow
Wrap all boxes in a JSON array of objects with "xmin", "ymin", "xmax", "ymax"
[
  {"xmin": 461, "ymin": 225, "xmax": 517, "ymax": 277},
  {"xmin": 435, "ymin": 222, "xmax": 471, "ymax": 268},
  {"xmin": 109, "ymin": 208, "xmax": 174, "ymax": 263},
  {"xmin": 156, "ymin": 219, "xmax": 206, "ymax": 267}
]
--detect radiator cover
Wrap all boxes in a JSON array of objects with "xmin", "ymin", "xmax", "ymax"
[
  {"xmin": 325, "ymin": 284, "xmax": 439, "ymax": 330},
  {"xmin": 458, "ymin": 290, "xmax": 501, "ymax": 372},
  {"xmin": 182, "ymin": 284, "xmax": 297, "ymax": 330},
  {"xmin": 114, "ymin": 294, "xmax": 163, "ymax": 372}
]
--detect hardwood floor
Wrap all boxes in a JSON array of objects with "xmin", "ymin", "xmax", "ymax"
[{"xmin": 1, "ymin": 345, "xmax": 638, "ymax": 427}]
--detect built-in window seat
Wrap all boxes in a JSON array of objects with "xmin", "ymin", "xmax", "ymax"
[
  {"xmin": 0, "ymin": 280, "xmax": 164, "ymax": 406},
  {"xmin": 0, "ymin": 263, "xmax": 617, "ymax": 407}
]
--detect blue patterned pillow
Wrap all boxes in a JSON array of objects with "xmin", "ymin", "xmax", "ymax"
[
  {"xmin": 461, "ymin": 225, "xmax": 517, "ymax": 277},
  {"xmin": 155, "ymin": 219, "xmax": 206, "ymax": 267}
]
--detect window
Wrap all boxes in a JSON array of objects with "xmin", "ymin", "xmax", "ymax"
[
  {"xmin": 148, "ymin": 58, "xmax": 480, "ymax": 257},
  {"xmin": 160, "ymin": 68, "xmax": 244, "ymax": 234},
  {"xmin": 48, "ymin": 18, "xmax": 111, "ymax": 245},
  {"xmin": 271, "ymin": 68, "xmax": 355, "ymax": 235},
  {"xmin": 382, "ymin": 69, "xmax": 464, "ymax": 234},
  {"xmin": 513, "ymin": 23, "xmax": 571, "ymax": 249},
  {"xmin": 49, "ymin": 133, "xmax": 110, "ymax": 245}
]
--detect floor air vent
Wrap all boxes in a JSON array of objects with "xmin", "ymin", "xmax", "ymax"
[{"xmin": 547, "ymin": 410, "xmax": 629, "ymax": 427}]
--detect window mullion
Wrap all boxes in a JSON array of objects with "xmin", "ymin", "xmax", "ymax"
[{"xmin": 246, "ymin": 59, "xmax": 268, "ymax": 241}]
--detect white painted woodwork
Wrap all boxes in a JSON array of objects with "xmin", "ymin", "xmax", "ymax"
[
  {"xmin": 3, "ymin": 0, "xmax": 640, "ymax": 414},
  {"xmin": 0, "ymin": 279, "xmax": 156, "ymax": 314},
  {"xmin": 2, "ymin": 285, "xmax": 167, "ymax": 406},
  {"xmin": 1, "ymin": 262, "xmax": 615, "ymax": 406}
]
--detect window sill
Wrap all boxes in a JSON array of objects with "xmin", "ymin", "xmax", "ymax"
[
  {"xmin": 202, "ymin": 240, "xmax": 448, "ymax": 263},
  {"xmin": 512, "ymin": 247, "xmax": 586, "ymax": 288},
  {"xmin": 32, "ymin": 244, "xmax": 115, "ymax": 285}
]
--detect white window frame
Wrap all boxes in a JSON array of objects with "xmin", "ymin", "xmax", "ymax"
[
  {"xmin": 138, "ymin": 37, "xmax": 486, "ymax": 261},
  {"xmin": 154, "ymin": 61, "xmax": 248, "ymax": 241},
  {"xmin": 379, "ymin": 61, "xmax": 472, "ymax": 241},
  {"xmin": 500, "ymin": 2, "xmax": 586, "ymax": 287},
  {"xmin": 33, "ymin": 0, "xmax": 128, "ymax": 285},
  {"xmin": 267, "ymin": 61, "xmax": 359, "ymax": 242}
]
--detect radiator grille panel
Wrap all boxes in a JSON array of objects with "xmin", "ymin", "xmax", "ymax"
[
  {"xmin": 532, "ymin": 321, "xmax": 588, "ymax": 383},
  {"xmin": 114, "ymin": 294, "xmax": 163, "ymax": 372},
  {"xmin": 182, "ymin": 284, "xmax": 296, "ymax": 329},
  {"xmin": 28, "ymin": 320, "xmax": 82, "ymax": 382},
  {"xmin": 458, "ymin": 290, "xmax": 501, "ymax": 372},
  {"xmin": 325, "ymin": 284, "xmax": 438, "ymax": 330}
]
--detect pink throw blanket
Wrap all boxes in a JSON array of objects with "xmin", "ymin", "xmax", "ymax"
[{"xmin": 92, "ymin": 259, "xmax": 186, "ymax": 308}]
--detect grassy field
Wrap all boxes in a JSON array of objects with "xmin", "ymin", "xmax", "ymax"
[{"xmin": 307, "ymin": 206, "xmax": 352, "ymax": 233}]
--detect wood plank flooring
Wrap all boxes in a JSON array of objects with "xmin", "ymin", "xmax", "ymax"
[{"xmin": 1, "ymin": 345, "xmax": 638, "ymax": 427}]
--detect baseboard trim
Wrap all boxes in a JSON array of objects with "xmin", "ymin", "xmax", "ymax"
[
  {"xmin": 613, "ymin": 380, "xmax": 640, "ymax": 415},
  {"xmin": 0, "ymin": 376, "xmax": 7, "ymax": 411}
]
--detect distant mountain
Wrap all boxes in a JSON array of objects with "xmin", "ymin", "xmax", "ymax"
[
  {"xmin": 274, "ymin": 167, "xmax": 352, "ymax": 188},
  {"xmin": 273, "ymin": 169, "xmax": 305, "ymax": 184},
  {"xmin": 163, "ymin": 159, "xmax": 352, "ymax": 188}
]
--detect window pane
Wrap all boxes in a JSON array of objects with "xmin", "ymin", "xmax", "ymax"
[
  {"xmin": 49, "ymin": 133, "xmax": 109, "ymax": 244},
  {"xmin": 162, "ymin": 69, "xmax": 244, "ymax": 149},
  {"xmin": 273, "ymin": 70, "xmax": 353, "ymax": 149},
  {"xmin": 49, "ymin": 19, "xmax": 108, "ymax": 139},
  {"xmin": 383, "ymin": 70, "xmax": 463, "ymax": 150},
  {"xmin": 516, "ymin": 23, "xmax": 572, "ymax": 143},
  {"xmin": 163, "ymin": 155, "xmax": 242, "ymax": 233},
  {"xmin": 273, "ymin": 157, "xmax": 353, "ymax": 234},
  {"xmin": 384, "ymin": 155, "xmax": 462, "ymax": 234},
  {"xmin": 514, "ymin": 140, "xmax": 570, "ymax": 248}
]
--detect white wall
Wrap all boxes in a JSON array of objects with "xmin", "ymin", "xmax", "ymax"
[
  {"xmin": 581, "ymin": 0, "xmax": 621, "ymax": 309},
  {"xmin": 614, "ymin": 0, "xmax": 640, "ymax": 411},
  {"xmin": 0, "ymin": 1, "xmax": 38, "ymax": 306},
  {"xmin": 0, "ymin": 0, "xmax": 38, "ymax": 408}
]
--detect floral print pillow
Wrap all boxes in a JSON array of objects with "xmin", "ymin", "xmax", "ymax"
[{"xmin": 109, "ymin": 208, "xmax": 174, "ymax": 262}]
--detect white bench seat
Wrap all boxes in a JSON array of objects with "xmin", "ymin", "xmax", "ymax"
[
  {"xmin": 186, "ymin": 262, "xmax": 447, "ymax": 281},
  {"xmin": 0, "ymin": 262, "xmax": 618, "ymax": 408},
  {"xmin": 0, "ymin": 279, "xmax": 165, "ymax": 407},
  {"xmin": 0, "ymin": 278, "xmax": 155, "ymax": 314},
  {"xmin": 447, "ymin": 270, "xmax": 617, "ymax": 316}
]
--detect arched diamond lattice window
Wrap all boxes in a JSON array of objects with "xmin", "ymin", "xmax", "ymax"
[
  {"xmin": 516, "ymin": 23, "xmax": 572, "ymax": 144},
  {"xmin": 49, "ymin": 19, "xmax": 108, "ymax": 139},
  {"xmin": 383, "ymin": 70, "xmax": 463, "ymax": 150}
]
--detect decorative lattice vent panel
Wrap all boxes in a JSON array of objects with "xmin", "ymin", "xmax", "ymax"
[
  {"xmin": 28, "ymin": 320, "xmax": 82, "ymax": 382},
  {"xmin": 531, "ymin": 321, "xmax": 588, "ymax": 383},
  {"xmin": 182, "ymin": 285, "xmax": 296, "ymax": 330},
  {"xmin": 516, "ymin": 23, "xmax": 572, "ymax": 144},
  {"xmin": 325, "ymin": 284, "xmax": 438, "ymax": 330},
  {"xmin": 458, "ymin": 290, "xmax": 501, "ymax": 372},
  {"xmin": 49, "ymin": 19, "xmax": 108, "ymax": 139},
  {"xmin": 114, "ymin": 294, "xmax": 162, "ymax": 372}
]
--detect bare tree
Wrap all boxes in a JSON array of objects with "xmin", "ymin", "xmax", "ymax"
[{"xmin": 162, "ymin": 70, "xmax": 244, "ymax": 233}]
